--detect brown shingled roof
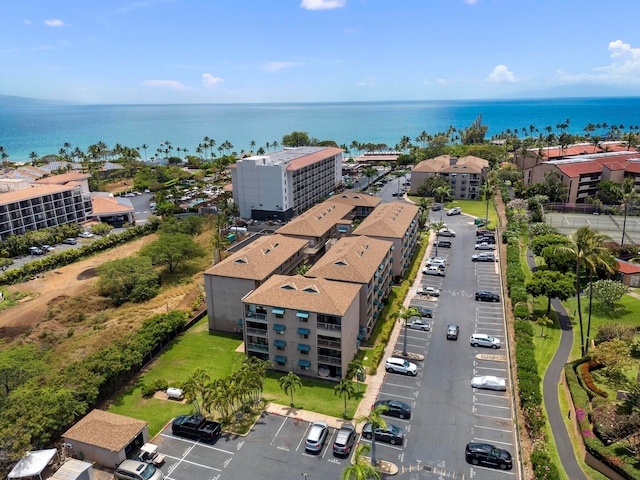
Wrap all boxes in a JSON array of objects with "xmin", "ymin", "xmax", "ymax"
[
  {"xmin": 413, "ymin": 155, "xmax": 488, "ymax": 174},
  {"xmin": 243, "ymin": 274, "xmax": 360, "ymax": 316},
  {"xmin": 0, "ymin": 184, "xmax": 79, "ymax": 205},
  {"xmin": 276, "ymin": 203, "xmax": 354, "ymax": 237},
  {"xmin": 305, "ymin": 236, "xmax": 392, "ymax": 283},
  {"xmin": 352, "ymin": 202, "xmax": 419, "ymax": 239},
  {"xmin": 63, "ymin": 409, "xmax": 147, "ymax": 452},
  {"xmin": 35, "ymin": 172, "xmax": 91, "ymax": 185},
  {"xmin": 90, "ymin": 195, "xmax": 134, "ymax": 215},
  {"xmin": 204, "ymin": 234, "xmax": 309, "ymax": 280},
  {"xmin": 329, "ymin": 192, "xmax": 382, "ymax": 209}
]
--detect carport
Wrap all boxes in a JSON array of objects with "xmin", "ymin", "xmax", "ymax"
[
  {"xmin": 7, "ymin": 449, "xmax": 57, "ymax": 480},
  {"xmin": 62, "ymin": 409, "xmax": 149, "ymax": 469}
]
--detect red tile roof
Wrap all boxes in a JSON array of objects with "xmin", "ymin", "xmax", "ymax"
[
  {"xmin": 555, "ymin": 162, "xmax": 602, "ymax": 177},
  {"xmin": 615, "ymin": 259, "xmax": 640, "ymax": 275}
]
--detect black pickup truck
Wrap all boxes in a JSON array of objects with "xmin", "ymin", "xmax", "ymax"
[{"xmin": 171, "ymin": 414, "xmax": 221, "ymax": 441}]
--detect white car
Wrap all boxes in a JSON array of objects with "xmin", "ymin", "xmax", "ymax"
[
  {"xmin": 385, "ymin": 357, "xmax": 418, "ymax": 376},
  {"xmin": 426, "ymin": 257, "xmax": 446, "ymax": 267},
  {"xmin": 78, "ymin": 232, "xmax": 94, "ymax": 238},
  {"xmin": 407, "ymin": 318, "xmax": 431, "ymax": 331},
  {"xmin": 423, "ymin": 266, "xmax": 445, "ymax": 277},
  {"xmin": 471, "ymin": 375, "xmax": 506, "ymax": 391},
  {"xmin": 417, "ymin": 286, "xmax": 440, "ymax": 297},
  {"xmin": 447, "ymin": 207, "xmax": 462, "ymax": 216},
  {"xmin": 474, "ymin": 242, "xmax": 495, "ymax": 250},
  {"xmin": 470, "ymin": 333, "xmax": 501, "ymax": 349},
  {"xmin": 472, "ymin": 253, "xmax": 497, "ymax": 262},
  {"xmin": 437, "ymin": 228, "xmax": 456, "ymax": 237}
]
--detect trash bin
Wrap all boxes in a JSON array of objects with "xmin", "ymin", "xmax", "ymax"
[
  {"xmin": 166, "ymin": 387, "xmax": 184, "ymax": 400},
  {"xmin": 356, "ymin": 370, "xmax": 366, "ymax": 382}
]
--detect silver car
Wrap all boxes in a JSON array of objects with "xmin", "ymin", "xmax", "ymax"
[
  {"xmin": 471, "ymin": 375, "xmax": 506, "ymax": 391},
  {"xmin": 305, "ymin": 421, "xmax": 329, "ymax": 452},
  {"xmin": 114, "ymin": 460, "xmax": 164, "ymax": 480}
]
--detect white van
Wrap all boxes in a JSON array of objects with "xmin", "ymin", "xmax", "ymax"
[
  {"xmin": 470, "ymin": 333, "xmax": 501, "ymax": 349},
  {"xmin": 385, "ymin": 357, "xmax": 418, "ymax": 376}
]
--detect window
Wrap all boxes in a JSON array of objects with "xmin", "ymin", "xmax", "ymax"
[
  {"xmin": 296, "ymin": 311, "xmax": 309, "ymax": 322},
  {"xmin": 273, "ymin": 324, "xmax": 285, "ymax": 334},
  {"xmin": 274, "ymin": 355, "xmax": 287, "ymax": 366},
  {"xmin": 298, "ymin": 359, "xmax": 311, "ymax": 370},
  {"xmin": 272, "ymin": 307, "xmax": 285, "ymax": 318},
  {"xmin": 298, "ymin": 343, "xmax": 310, "ymax": 354},
  {"xmin": 274, "ymin": 339, "xmax": 286, "ymax": 350},
  {"xmin": 297, "ymin": 327, "xmax": 310, "ymax": 338}
]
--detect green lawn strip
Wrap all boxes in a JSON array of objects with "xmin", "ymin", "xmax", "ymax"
[
  {"xmin": 262, "ymin": 373, "xmax": 363, "ymax": 419},
  {"xmin": 444, "ymin": 198, "xmax": 499, "ymax": 228}
]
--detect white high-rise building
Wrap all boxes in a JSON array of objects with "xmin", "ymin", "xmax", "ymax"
[{"xmin": 230, "ymin": 146, "xmax": 343, "ymax": 221}]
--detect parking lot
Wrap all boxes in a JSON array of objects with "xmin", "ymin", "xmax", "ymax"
[{"xmin": 154, "ymin": 412, "xmax": 354, "ymax": 480}]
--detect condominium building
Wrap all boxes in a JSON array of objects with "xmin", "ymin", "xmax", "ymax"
[
  {"xmin": 275, "ymin": 202, "xmax": 355, "ymax": 262},
  {"xmin": 305, "ymin": 236, "xmax": 393, "ymax": 340},
  {"xmin": 352, "ymin": 202, "xmax": 420, "ymax": 282},
  {"xmin": 329, "ymin": 192, "xmax": 381, "ymax": 219},
  {"xmin": 409, "ymin": 155, "xmax": 488, "ymax": 199},
  {"xmin": 230, "ymin": 146, "xmax": 344, "ymax": 221},
  {"xmin": 204, "ymin": 234, "xmax": 309, "ymax": 333},
  {"xmin": 0, "ymin": 179, "xmax": 92, "ymax": 241},
  {"xmin": 242, "ymin": 274, "xmax": 361, "ymax": 379}
]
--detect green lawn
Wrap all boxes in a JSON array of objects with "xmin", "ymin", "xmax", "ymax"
[
  {"xmin": 108, "ymin": 318, "xmax": 363, "ymax": 436},
  {"xmin": 445, "ymin": 199, "xmax": 499, "ymax": 229}
]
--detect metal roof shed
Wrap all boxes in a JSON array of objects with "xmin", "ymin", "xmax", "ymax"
[{"xmin": 7, "ymin": 449, "xmax": 57, "ymax": 480}]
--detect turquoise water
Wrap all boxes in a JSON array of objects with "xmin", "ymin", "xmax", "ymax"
[{"xmin": 1, "ymin": 97, "xmax": 640, "ymax": 162}]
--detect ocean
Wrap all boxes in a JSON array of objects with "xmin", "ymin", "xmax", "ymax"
[{"xmin": 1, "ymin": 97, "xmax": 640, "ymax": 162}]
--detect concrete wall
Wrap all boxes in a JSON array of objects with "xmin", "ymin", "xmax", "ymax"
[{"xmin": 205, "ymin": 275, "xmax": 256, "ymax": 333}]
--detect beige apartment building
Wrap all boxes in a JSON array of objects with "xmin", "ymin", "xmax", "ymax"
[
  {"xmin": 352, "ymin": 202, "xmax": 420, "ymax": 282},
  {"xmin": 329, "ymin": 191, "xmax": 381, "ymax": 219},
  {"xmin": 305, "ymin": 236, "xmax": 393, "ymax": 340},
  {"xmin": 409, "ymin": 155, "xmax": 488, "ymax": 200},
  {"xmin": 275, "ymin": 201, "xmax": 355, "ymax": 262},
  {"xmin": 242, "ymin": 274, "xmax": 361, "ymax": 379},
  {"xmin": 204, "ymin": 234, "xmax": 309, "ymax": 333}
]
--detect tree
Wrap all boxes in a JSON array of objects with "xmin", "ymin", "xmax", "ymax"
[
  {"xmin": 590, "ymin": 279, "xmax": 629, "ymax": 312},
  {"xmin": 617, "ymin": 177, "xmax": 640, "ymax": 246},
  {"xmin": 433, "ymin": 185, "xmax": 451, "ymax": 205},
  {"xmin": 556, "ymin": 226, "xmax": 613, "ymax": 355},
  {"xmin": 397, "ymin": 305, "xmax": 420, "ymax": 356},
  {"xmin": 0, "ymin": 257, "xmax": 13, "ymax": 272},
  {"xmin": 535, "ymin": 315, "xmax": 553, "ymax": 338},
  {"xmin": 526, "ymin": 270, "xmax": 576, "ymax": 315},
  {"xmin": 278, "ymin": 371, "xmax": 302, "ymax": 407},
  {"xmin": 346, "ymin": 359, "xmax": 365, "ymax": 393},
  {"xmin": 340, "ymin": 443, "xmax": 381, "ymax": 480},
  {"xmin": 429, "ymin": 220, "xmax": 446, "ymax": 256},
  {"xmin": 140, "ymin": 233, "xmax": 205, "ymax": 274},
  {"xmin": 591, "ymin": 339, "xmax": 633, "ymax": 376},
  {"xmin": 0, "ymin": 345, "xmax": 47, "ymax": 397},
  {"xmin": 281, "ymin": 131, "xmax": 311, "ymax": 147},
  {"xmin": 540, "ymin": 245, "xmax": 575, "ymax": 273},
  {"xmin": 459, "ymin": 114, "xmax": 489, "ymax": 145},
  {"xmin": 480, "ymin": 177, "xmax": 496, "ymax": 227},
  {"xmin": 355, "ymin": 404, "xmax": 388, "ymax": 468},
  {"xmin": 363, "ymin": 167, "xmax": 377, "ymax": 187},
  {"xmin": 90, "ymin": 222, "xmax": 113, "ymax": 236},
  {"xmin": 530, "ymin": 234, "xmax": 569, "ymax": 256},
  {"xmin": 416, "ymin": 175, "xmax": 449, "ymax": 198},
  {"xmin": 334, "ymin": 377, "xmax": 355, "ymax": 418},
  {"xmin": 182, "ymin": 368, "xmax": 212, "ymax": 414},
  {"xmin": 96, "ymin": 256, "xmax": 160, "ymax": 305}
]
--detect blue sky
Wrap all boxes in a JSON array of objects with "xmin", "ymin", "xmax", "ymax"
[{"xmin": 2, "ymin": 0, "xmax": 640, "ymax": 104}]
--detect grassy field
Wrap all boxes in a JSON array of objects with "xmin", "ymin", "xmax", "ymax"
[
  {"xmin": 444, "ymin": 198, "xmax": 499, "ymax": 228},
  {"xmin": 108, "ymin": 318, "xmax": 363, "ymax": 436}
]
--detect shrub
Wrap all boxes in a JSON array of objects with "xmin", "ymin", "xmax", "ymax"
[
  {"xmin": 595, "ymin": 323, "xmax": 638, "ymax": 345},
  {"xmin": 579, "ymin": 361, "xmax": 608, "ymax": 398},
  {"xmin": 513, "ymin": 303, "xmax": 530, "ymax": 319},
  {"xmin": 530, "ymin": 448, "xmax": 562, "ymax": 480},
  {"xmin": 509, "ymin": 285, "xmax": 528, "ymax": 304}
]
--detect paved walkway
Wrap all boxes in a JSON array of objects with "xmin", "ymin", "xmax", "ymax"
[{"xmin": 526, "ymin": 248, "xmax": 588, "ymax": 480}]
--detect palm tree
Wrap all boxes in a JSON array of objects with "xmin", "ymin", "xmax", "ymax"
[
  {"xmin": 355, "ymin": 404, "xmax": 388, "ymax": 469},
  {"xmin": 556, "ymin": 226, "xmax": 612, "ymax": 355},
  {"xmin": 346, "ymin": 359, "xmax": 365, "ymax": 393},
  {"xmin": 250, "ymin": 140, "xmax": 256, "ymax": 152},
  {"xmin": 433, "ymin": 185, "xmax": 450, "ymax": 205},
  {"xmin": 616, "ymin": 177, "xmax": 640, "ymax": 246},
  {"xmin": 278, "ymin": 371, "xmax": 302, "ymax": 407},
  {"xmin": 340, "ymin": 443, "xmax": 381, "ymax": 480},
  {"xmin": 182, "ymin": 368, "xmax": 212, "ymax": 414},
  {"xmin": 334, "ymin": 377, "xmax": 356, "ymax": 418},
  {"xmin": 429, "ymin": 220, "xmax": 446, "ymax": 256},
  {"xmin": 481, "ymin": 177, "xmax": 496, "ymax": 227},
  {"xmin": 397, "ymin": 305, "xmax": 420, "ymax": 356},
  {"xmin": 363, "ymin": 167, "xmax": 377, "ymax": 188}
]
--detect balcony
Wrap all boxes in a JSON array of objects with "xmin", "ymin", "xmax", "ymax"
[
  {"xmin": 245, "ymin": 327, "xmax": 268, "ymax": 337},
  {"xmin": 246, "ymin": 312, "xmax": 267, "ymax": 321},
  {"xmin": 246, "ymin": 342, "xmax": 269, "ymax": 353},
  {"xmin": 317, "ymin": 337, "xmax": 342, "ymax": 349},
  {"xmin": 317, "ymin": 322, "xmax": 342, "ymax": 332},
  {"xmin": 318, "ymin": 355, "xmax": 342, "ymax": 366}
]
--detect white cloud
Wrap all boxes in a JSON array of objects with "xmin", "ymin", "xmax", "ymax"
[
  {"xmin": 24, "ymin": 19, "xmax": 32, "ymax": 25},
  {"xmin": 486, "ymin": 65, "xmax": 516, "ymax": 83},
  {"xmin": 44, "ymin": 19, "xmax": 66, "ymax": 27},
  {"xmin": 356, "ymin": 79, "xmax": 375, "ymax": 87},
  {"xmin": 141, "ymin": 79, "xmax": 188, "ymax": 90},
  {"xmin": 437, "ymin": 78, "xmax": 447, "ymax": 85},
  {"xmin": 264, "ymin": 61, "xmax": 298, "ymax": 72},
  {"xmin": 557, "ymin": 40, "xmax": 640, "ymax": 85},
  {"xmin": 202, "ymin": 73, "xmax": 223, "ymax": 88},
  {"xmin": 300, "ymin": 0, "xmax": 347, "ymax": 11}
]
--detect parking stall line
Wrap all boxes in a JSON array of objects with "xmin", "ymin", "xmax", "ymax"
[
  {"xmin": 163, "ymin": 454, "xmax": 223, "ymax": 472},
  {"xmin": 377, "ymin": 391, "xmax": 417, "ymax": 402},
  {"xmin": 474, "ymin": 412, "xmax": 513, "ymax": 421},
  {"xmin": 474, "ymin": 366, "xmax": 507, "ymax": 374},
  {"xmin": 474, "ymin": 392, "xmax": 508, "ymax": 400},
  {"xmin": 158, "ymin": 435, "xmax": 236, "ymax": 456},
  {"xmin": 474, "ymin": 402, "xmax": 510, "ymax": 410},
  {"xmin": 269, "ymin": 416, "xmax": 289, "ymax": 445},
  {"xmin": 474, "ymin": 425, "xmax": 513, "ymax": 434},
  {"xmin": 384, "ymin": 381, "xmax": 420, "ymax": 390},
  {"xmin": 473, "ymin": 437, "xmax": 513, "ymax": 447},
  {"xmin": 358, "ymin": 438, "xmax": 405, "ymax": 452}
]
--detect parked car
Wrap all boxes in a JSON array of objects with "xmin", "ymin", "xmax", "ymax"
[
  {"xmin": 474, "ymin": 242, "xmax": 495, "ymax": 250},
  {"xmin": 41, "ymin": 245, "xmax": 55, "ymax": 252},
  {"xmin": 392, "ymin": 191, "xmax": 404, "ymax": 197},
  {"xmin": 432, "ymin": 203, "xmax": 442, "ymax": 211},
  {"xmin": 374, "ymin": 399, "xmax": 412, "ymax": 419},
  {"xmin": 465, "ymin": 442, "xmax": 513, "ymax": 470},
  {"xmin": 425, "ymin": 256, "xmax": 446, "ymax": 267},
  {"xmin": 114, "ymin": 459, "xmax": 164, "ymax": 480},
  {"xmin": 423, "ymin": 266, "xmax": 445, "ymax": 277},
  {"xmin": 78, "ymin": 231, "xmax": 94, "ymax": 238},
  {"xmin": 385, "ymin": 357, "xmax": 418, "ymax": 376},
  {"xmin": 470, "ymin": 333, "xmax": 501, "ymax": 349},
  {"xmin": 471, "ymin": 375, "xmax": 507, "ymax": 391},
  {"xmin": 475, "ymin": 291, "xmax": 500, "ymax": 302},
  {"xmin": 28, "ymin": 246, "xmax": 44, "ymax": 255},
  {"xmin": 408, "ymin": 318, "xmax": 431, "ymax": 331},
  {"xmin": 476, "ymin": 229, "xmax": 494, "ymax": 237},
  {"xmin": 472, "ymin": 253, "xmax": 497, "ymax": 262},
  {"xmin": 446, "ymin": 324, "xmax": 459, "ymax": 340},
  {"xmin": 417, "ymin": 286, "xmax": 440, "ymax": 297},
  {"xmin": 305, "ymin": 421, "xmax": 329, "ymax": 452},
  {"xmin": 332, "ymin": 423, "xmax": 356, "ymax": 456},
  {"xmin": 437, "ymin": 228, "xmax": 456, "ymax": 237},
  {"xmin": 447, "ymin": 207, "xmax": 462, "ymax": 216},
  {"xmin": 362, "ymin": 423, "xmax": 404, "ymax": 445},
  {"xmin": 172, "ymin": 414, "xmax": 221, "ymax": 441},
  {"xmin": 436, "ymin": 239, "xmax": 452, "ymax": 248},
  {"xmin": 415, "ymin": 306, "xmax": 433, "ymax": 318},
  {"xmin": 477, "ymin": 235, "xmax": 496, "ymax": 244},
  {"xmin": 62, "ymin": 238, "xmax": 77, "ymax": 245}
]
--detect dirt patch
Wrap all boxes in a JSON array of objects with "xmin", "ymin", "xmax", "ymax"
[{"xmin": 77, "ymin": 268, "xmax": 98, "ymax": 280}]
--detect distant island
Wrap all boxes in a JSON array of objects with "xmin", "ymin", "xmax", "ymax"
[{"xmin": 0, "ymin": 95, "xmax": 72, "ymax": 107}]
